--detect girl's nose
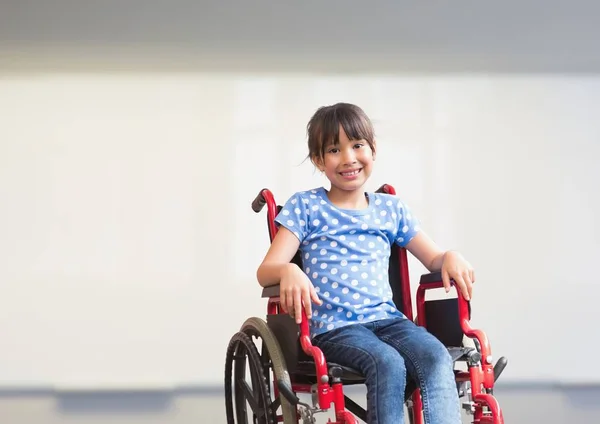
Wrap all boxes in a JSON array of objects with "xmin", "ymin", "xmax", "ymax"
[{"xmin": 342, "ymin": 149, "xmax": 357, "ymax": 164}]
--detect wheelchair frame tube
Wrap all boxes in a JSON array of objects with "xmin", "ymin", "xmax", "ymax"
[
  {"xmin": 376, "ymin": 184, "xmax": 415, "ymax": 322},
  {"xmin": 473, "ymin": 393, "xmax": 504, "ymax": 424},
  {"xmin": 298, "ymin": 310, "xmax": 334, "ymax": 407}
]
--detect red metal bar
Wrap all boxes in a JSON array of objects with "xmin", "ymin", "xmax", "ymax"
[
  {"xmin": 336, "ymin": 410, "xmax": 359, "ymax": 424},
  {"xmin": 332, "ymin": 380, "xmax": 350, "ymax": 422},
  {"xmin": 415, "ymin": 284, "xmax": 427, "ymax": 328},
  {"xmin": 398, "ymin": 248, "xmax": 414, "ymax": 321},
  {"xmin": 473, "ymin": 393, "xmax": 504, "ymax": 424},
  {"xmin": 290, "ymin": 383, "xmax": 313, "ymax": 393},
  {"xmin": 412, "ymin": 388, "xmax": 424, "ymax": 424},
  {"xmin": 259, "ymin": 188, "xmax": 279, "ymax": 242},
  {"xmin": 268, "ymin": 296, "xmax": 336, "ymax": 410},
  {"xmin": 267, "ymin": 298, "xmax": 279, "ymax": 315},
  {"xmin": 454, "ymin": 371, "xmax": 471, "ymax": 382},
  {"xmin": 298, "ymin": 309, "xmax": 335, "ymax": 410},
  {"xmin": 460, "ymin": 317, "xmax": 495, "ymax": 390},
  {"xmin": 377, "ymin": 184, "xmax": 414, "ymax": 321}
]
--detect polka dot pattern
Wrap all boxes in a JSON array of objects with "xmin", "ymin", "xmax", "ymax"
[{"xmin": 274, "ymin": 187, "xmax": 420, "ymax": 337}]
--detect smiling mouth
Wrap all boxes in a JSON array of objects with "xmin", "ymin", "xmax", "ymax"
[{"xmin": 339, "ymin": 169, "xmax": 362, "ymax": 177}]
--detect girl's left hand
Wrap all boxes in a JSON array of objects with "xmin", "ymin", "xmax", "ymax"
[{"xmin": 441, "ymin": 251, "xmax": 475, "ymax": 301}]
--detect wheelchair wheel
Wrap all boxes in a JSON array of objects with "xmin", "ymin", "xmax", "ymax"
[
  {"xmin": 225, "ymin": 317, "xmax": 296, "ymax": 424},
  {"xmin": 225, "ymin": 330, "xmax": 276, "ymax": 424}
]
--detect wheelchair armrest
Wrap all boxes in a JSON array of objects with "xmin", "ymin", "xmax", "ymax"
[
  {"xmin": 416, "ymin": 271, "xmax": 496, "ymax": 387},
  {"xmin": 261, "ymin": 284, "xmax": 280, "ymax": 298},
  {"xmin": 419, "ymin": 271, "xmax": 471, "ymax": 318},
  {"xmin": 261, "ymin": 283, "xmax": 331, "ymax": 387},
  {"xmin": 419, "ymin": 271, "xmax": 444, "ymax": 285}
]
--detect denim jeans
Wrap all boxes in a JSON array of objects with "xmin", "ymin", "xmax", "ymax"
[{"xmin": 312, "ymin": 317, "xmax": 461, "ymax": 424}]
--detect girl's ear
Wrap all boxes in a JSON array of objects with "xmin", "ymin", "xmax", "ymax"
[
  {"xmin": 311, "ymin": 155, "xmax": 324, "ymax": 171},
  {"xmin": 372, "ymin": 139, "xmax": 377, "ymax": 160}
]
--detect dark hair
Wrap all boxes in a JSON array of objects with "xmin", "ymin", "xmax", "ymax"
[{"xmin": 306, "ymin": 103, "xmax": 375, "ymax": 162}]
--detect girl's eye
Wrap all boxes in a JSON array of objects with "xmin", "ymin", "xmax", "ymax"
[
  {"xmin": 328, "ymin": 148, "xmax": 339, "ymax": 154},
  {"xmin": 354, "ymin": 143, "xmax": 364, "ymax": 149}
]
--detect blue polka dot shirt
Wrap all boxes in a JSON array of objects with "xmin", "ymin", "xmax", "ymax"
[{"xmin": 274, "ymin": 187, "xmax": 421, "ymax": 337}]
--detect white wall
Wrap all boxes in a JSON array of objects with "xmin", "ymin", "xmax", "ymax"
[{"xmin": 1, "ymin": 72, "xmax": 599, "ymax": 389}]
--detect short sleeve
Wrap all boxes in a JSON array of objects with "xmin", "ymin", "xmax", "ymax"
[
  {"xmin": 394, "ymin": 199, "xmax": 421, "ymax": 247},
  {"xmin": 274, "ymin": 192, "xmax": 310, "ymax": 242}
]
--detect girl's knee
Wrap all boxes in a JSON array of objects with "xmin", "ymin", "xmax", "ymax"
[
  {"xmin": 419, "ymin": 338, "xmax": 454, "ymax": 371},
  {"xmin": 364, "ymin": 346, "xmax": 407, "ymax": 381}
]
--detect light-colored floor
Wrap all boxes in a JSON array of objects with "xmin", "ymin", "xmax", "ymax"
[{"xmin": 0, "ymin": 384, "xmax": 597, "ymax": 423}]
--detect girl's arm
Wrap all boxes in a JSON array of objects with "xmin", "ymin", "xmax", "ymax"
[
  {"xmin": 405, "ymin": 231, "xmax": 475, "ymax": 300},
  {"xmin": 257, "ymin": 226, "xmax": 322, "ymax": 323},
  {"xmin": 256, "ymin": 227, "xmax": 302, "ymax": 287}
]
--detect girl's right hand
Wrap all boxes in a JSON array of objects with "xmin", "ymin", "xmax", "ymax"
[{"xmin": 280, "ymin": 263, "xmax": 322, "ymax": 324}]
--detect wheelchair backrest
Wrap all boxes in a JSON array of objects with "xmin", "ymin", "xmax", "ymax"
[{"xmin": 388, "ymin": 243, "xmax": 410, "ymax": 316}]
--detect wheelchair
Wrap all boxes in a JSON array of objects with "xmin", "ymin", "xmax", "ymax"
[{"xmin": 225, "ymin": 184, "xmax": 508, "ymax": 424}]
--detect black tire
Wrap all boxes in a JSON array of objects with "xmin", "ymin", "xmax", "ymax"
[
  {"xmin": 240, "ymin": 317, "xmax": 297, "ymax": 424},
  {"xmin": 225, "ymin": 331, "xmax": 276, "ymax": 424}
]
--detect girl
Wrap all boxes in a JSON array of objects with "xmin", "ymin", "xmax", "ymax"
[{"xmin": 257, "ymin": 102, "xmax": 473, "ymax": 424}]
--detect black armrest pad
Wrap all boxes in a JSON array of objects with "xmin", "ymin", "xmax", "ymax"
[
  {"xmin": 419, "ymin": 271, "xmax": 443, "ymax": 284},
  {"xmin": 261, "ymin": 284, "xmax": 281, "ymax": 298}
]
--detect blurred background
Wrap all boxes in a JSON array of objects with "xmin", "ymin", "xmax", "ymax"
[{"xmin": 1, "ymin": 1, "xmax": 599, "ymax": 423}]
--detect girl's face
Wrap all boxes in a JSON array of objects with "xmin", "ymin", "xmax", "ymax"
[{"xmin": 315, "ymin": 126, "xmax": 376, "ymax": 195}]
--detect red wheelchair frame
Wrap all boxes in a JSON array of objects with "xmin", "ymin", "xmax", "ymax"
[{"xmin": 237, "ymin": 183, "xmax": 506, "ymax": 424}]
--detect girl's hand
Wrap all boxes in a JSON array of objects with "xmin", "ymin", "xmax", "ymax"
[
  {"xmin": 280, "ymin": 263, "xmax": 322, "ymax": 324},
  {"xmin": 441, "ymin": 251, "xmax": 475, "ymax": 301}
]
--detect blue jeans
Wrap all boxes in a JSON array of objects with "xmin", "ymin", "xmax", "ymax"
[{"xmin": 313, "ymin": 317, "xmax": 461, "ymax": 424}]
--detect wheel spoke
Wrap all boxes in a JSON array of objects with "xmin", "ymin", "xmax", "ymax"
[{"xmin": 237, "ymin": 377, "xmax": 264, "ymax": 418}]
